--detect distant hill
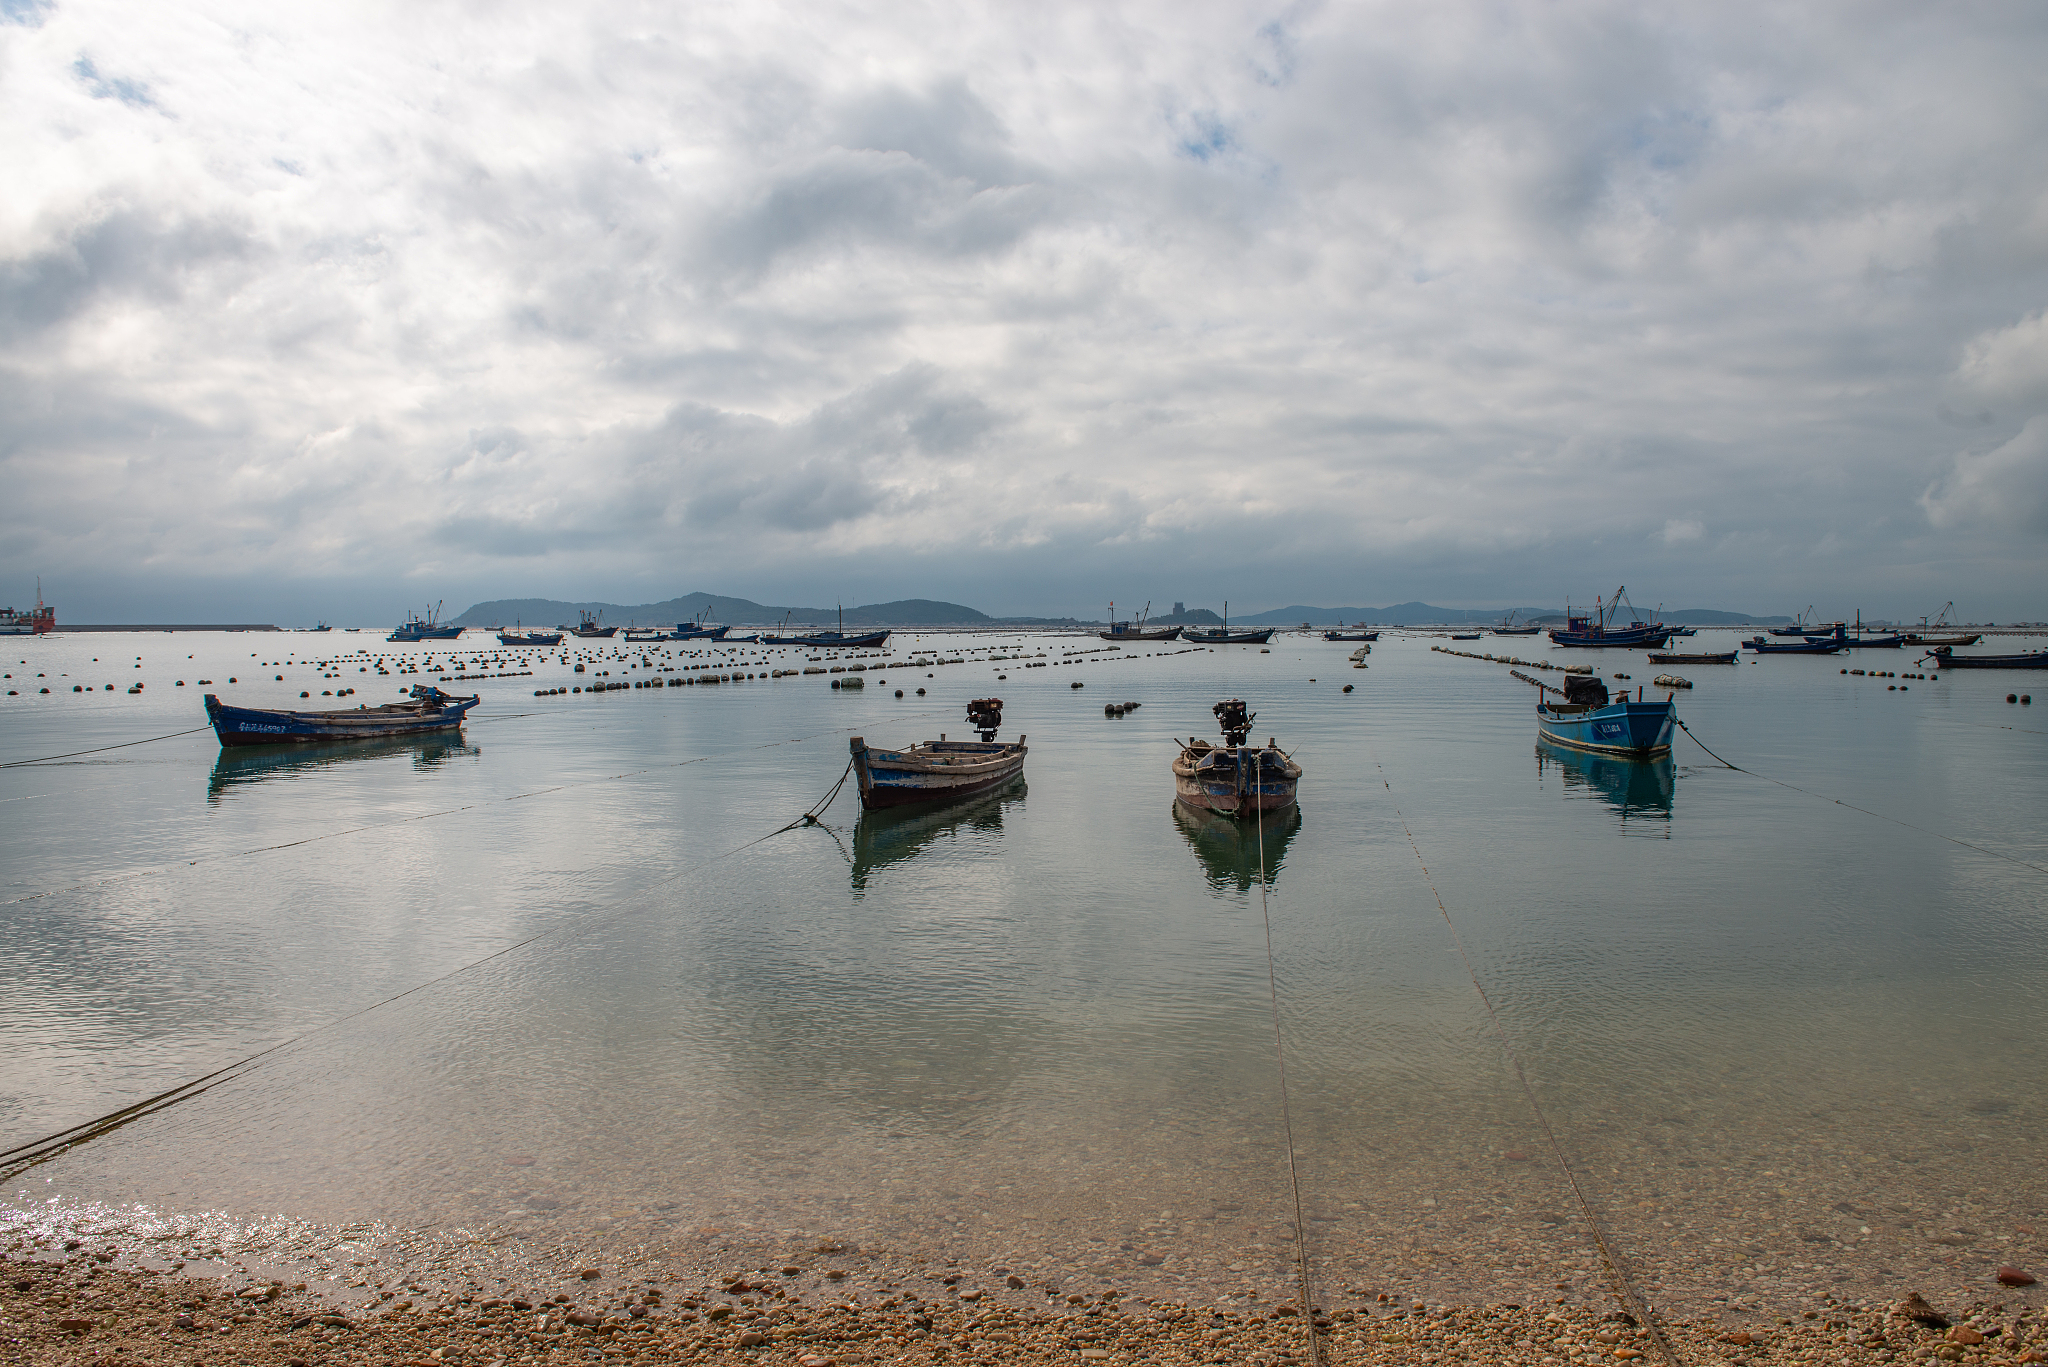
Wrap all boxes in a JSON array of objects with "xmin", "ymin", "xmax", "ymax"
[{"xmin": 454, "ymin": 593, "xmax": 991, "ymax": 628}]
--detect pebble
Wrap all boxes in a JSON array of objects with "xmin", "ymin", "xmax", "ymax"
[{"xmin": 1999, "ymin": 1266, "xmax": 2039, "ymax": 1287}]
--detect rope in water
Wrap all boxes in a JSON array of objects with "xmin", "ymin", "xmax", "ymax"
[
  {"xmin": 1368, "ymin": 752, "xmax": 1684, "ymax": 1367},
  {"xmin": 0, "ymin": 752, "xmax": 876, "ymax": 1182},
  {"xmin": 1675, "ymin": 718, "xmax": 2048, "ymax": 877},
  {"xmin": 0, "ymin": 725, "xmax": 213, "ymax": 768},
  {"xmin": 1253, "ymin": 780, "xmax": 1325, "ymax": 1367}
]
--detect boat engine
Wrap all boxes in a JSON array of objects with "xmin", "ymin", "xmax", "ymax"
[
  {"xmin": 1213, "ymin": 698, "xmax": 1254, "ymax": 746},
  {"xmin": 966, "ymin": 697, "xmax": 1004, "ymax": 741},
  {"xmin": 1562, "ymin": 674, "xmax": 1610, "ymax": 707}
]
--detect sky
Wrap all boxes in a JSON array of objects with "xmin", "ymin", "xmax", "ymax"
[{"xmin": 3, "ymin": 0, "xmax": 2046, "ymax": 624}]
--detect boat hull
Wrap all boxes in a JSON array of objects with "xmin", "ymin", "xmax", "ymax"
[
  {"xmin": 851, "ymin": 737, "xmax": 1027, "ymax": 810},
  {"xmin": 498, "ymin": 631, "xmax": 563, "ymax": 645},
  {"xmin": 1171, "ymin": 744, "xmax": 1302, "ymax": 819},
  {"xmin": 1744, "ymin": 637, "xmax": 1844, "ymax": 654},
  {"xmin": 204, "ymin": 691, "xmax": 479, "ymax": 747},
  {"xmin": 388, "ymin": 625, "xmax": 463, "ymax": 641},
  {"xmin": 761, "ymin": 630, "xmax": 891, "ymax": 648},
  {"xmin": 1924, "ymin": 646, "xmax": 2048, "ymax": 670},
  {"xmin": 1323, "ymin": 631, "xmax": 1378, "ymax": 641},
  {"xmin": 1548, "ymin": 626, "xmax": 1672, "ymax": 647},
  {"xmin": 1099, "ymin": 627, "xmax": 1182, "ymax": 641},
  {"xmin": 1647, "ymin": 651, "xmax": 1738, "ymax": 664},
  {"xmin": 1185, "ymin": 628, "xmax": 1276, "ymax": 644},
  {"xmin": 1536, "ymin": 698, "xmax": 1675, "ymax": 757},
  {"xmin": 1490, "ymin": 626, "xmax": 1542, "ymax": 635}
]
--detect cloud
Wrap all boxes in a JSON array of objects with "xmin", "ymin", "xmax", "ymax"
[{"xmin": 1, "ymin": 1, "xmax": 2046, "ymax": 619}]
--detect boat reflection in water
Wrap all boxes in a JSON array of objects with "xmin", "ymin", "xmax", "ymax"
[
  {"xmin": 1171, "ymin": 799, "xmax": 1302, "ymax": 894},
  {"xmin": 1536, "ymin": 740, "xmax": 1673, "ymax": 834},
  {"xmin": 849, "ymin": 778, "xmax": 1025, "ymax": 893},
  {"xmin": 207, "ymin": 734, "xmax": 480, "ymax": 803}
]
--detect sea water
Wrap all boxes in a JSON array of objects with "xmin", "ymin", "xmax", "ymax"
[{"xmin": 3, "ymin": 628, "xmax": 2045, "ymax": 1312}]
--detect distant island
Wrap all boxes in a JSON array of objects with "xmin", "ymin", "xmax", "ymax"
[{"xmin": 455, "ymin": 593, "xmax": 1793, "ymax": 629}]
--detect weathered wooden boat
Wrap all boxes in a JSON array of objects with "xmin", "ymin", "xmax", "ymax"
[
  {"xmin": 498, "ymin": 629, "xmax": 563, "ymax": 646},
  {"xmin": 1549, "ymin": 587, "xmax": 1672, "ymax": 648},
  {"xmin": 388, "ymin": 601, "xmax": 464, "ymax": 642},
  {"xmin": 1182, "ymin": 601, "xmax": 1276, "ymax": 645},
  {"xmin": 1768, "ymin": 607, "xmax": 1822, "ymax": 636},
  {"xmin": 850, "ymin": 698, "xmax": 1026, "ymax": 810},
  {"xmin": 761, "ymin": 604, "xmax": 890, "ymax": 648},
  {"xmin": 1491, "ymin": 610, "xmax": 1541, "ymax": 636},
  {"xmin": 1801, "ymin": 624, "xmax": 1905, "ymax": 648},
  {"xmin": 1743, "ymin": 635, "xmax": 1845, "ymax": 654},
  {"xmin": 1921, "ymin": 645, "xmax": 2048, "ymax": 670},
  {"xmin": 1173, "ymin": 699, "xmax": 1302, "ymax": 819},
  {"xmin": 1647, "ymin": 650, "xmax": 1738, "ymax": 664},
  {"xmin": 204, "ymin": 684, "xmax": 479, "ymax": 748},
  {"xmin": 1903, "ymin": 632, "xmax": 1981, "ymax": 647},
  {"xmin": 1450, "ymin": 632, "xmax": 1482, "ymax": 640},
  {"xmin": 1323, "ymin": 629, "xmax": 1379, "ymax": 641},
  {"xmin": 1535, "ymin": 674, "xmax": 1675, "ymax": 757}
]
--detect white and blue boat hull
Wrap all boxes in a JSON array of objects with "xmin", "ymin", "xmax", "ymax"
[{"xmin": 1535, "ymin": 698, "xmax": 1675, "ymax": 758}]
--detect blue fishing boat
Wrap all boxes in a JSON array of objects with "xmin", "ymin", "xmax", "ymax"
[
  {"xmin": 1548, "ymin": 586, "xmax": 1671, "ymax": 648},
  {"xmin": 667, "ymin": 608, "xmax": 732, "ymax": 640},
  {"xmin": 758, "ymin": 605, "xmax": 890, "ymax": 648},
  {"xmin": 1535, "ymin": 675, "xmax": 1675, "ymax": 757},
  {"xmin": 498, "ymin": 629, "xmax": 563, "ymax": 646},
  {"xmin": 1099, "ymin": 601, "xmax": 1182, "ymax": 642},
  {"xmin": 1921, "ymin": 645, "xmax": 2048, "ymax": 670},
  {"xmin": 1184, "ymin": 601, "xmax": 1276, "ymax": 645},
  {"xmin": 1172, "ymin": 699, "xmax": 1302, "ymax": 818},
  {"xmin": 1744, "ymin": 635, "xmax": 1846, "ymax": 654},
  {"xmin": 1323, "ymin": 628, "xmax": 1379, "ymax": 641},
  {"xmin": 204, "ymin": 684, "xmax": 479, "ymax": 748},
  {"xmin": 388, "ymin": 601, "xmax": 464, "ymax": 642}
]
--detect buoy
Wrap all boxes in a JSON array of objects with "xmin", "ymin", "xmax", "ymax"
[
  {"xmin": 2025, "ymin": 695, "xmax": 2034, "ymax": 705},
  {"xmin": 895, "ymin": 689, "xmax": 903, "ymax": 697},
  {"xmin": 916, "ymin": 687, "xmax": 926, "ymax": 695},
  {"xmin": 1343, "ymin": 684, "xmax": 1353, "ymax": 693},
  {"xmin": 1071, "ymin": 680, "xmax": 1084, "ymax": 689},
  {"xmin": 300, "ymin": 691, "xmax": 310, "ymax": 697}
]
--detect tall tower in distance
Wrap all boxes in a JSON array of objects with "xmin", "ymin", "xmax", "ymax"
[{"xmin": 1173, "ymin": 602, "xmax": 1184, "ymax": 616}]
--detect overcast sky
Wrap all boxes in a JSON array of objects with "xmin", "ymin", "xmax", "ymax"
[{"xmin": 3, "ymin": 0, "xmax": 2046, "ymax": 623}]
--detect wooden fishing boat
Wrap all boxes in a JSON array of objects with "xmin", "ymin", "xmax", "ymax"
[
  {"xmin": 204, "ymin": 685, "xmax": 479, "ymax": 748},
  {"xmin": 1743, "ymin": 635, "xmax": 1845, "ymax": 654},
  {"xmin": 388, "ymin": 601, "xmax": 463, "ymax": 641},
  {"xmin": 1903, "ymin": 632, "xmax": 1981, "ymax": 647},
  {"xmin": 1172, "ymin": 699, "xmax": 1302, "ymax": 819},
  {"xmin": 1801, "ymin": 623, "xmax": 1905, "ymax": 648},
  {"xmin": 1450, "ymin": 632, "xmax": 1482, "ymax": 640},
  {"xmin": 850, "ymin": 698, "xmax": 1026, "ymax": 810},
  {"xmin": 498, "ymin": 629, "xmax": 563, "ymax": 646},
  {"xmin": 569, "ymin": 609, "xmax": 618, "ymax": 638},
  {"xmin": 1183, "ymin": 601, "xmax": 1276, "ymax": 645},
  {"xmin": 1099, "ymin": 601, "xmax": 1181, "ymax": 642},
  {"xmin": 1549, "ymin": 586, "xmax": 1672, "ymax": 648},
  {"xmin": 760, "ymin": 605, "xmax": 890, "ymax": 648},
  {"xmin": 1491, "ymin": 610, "xmax": 1541, "ymax": 636},
  {"xmin": 1323, "ymin": 629, "xmax": 1379, "ymax": 641},
  {"xmin": 1920, "ymin": 645, "xmax": 2048, "ymax": 670},
  {"xmin": 1647, "ymin": 650, "xmax": 1738, "ymax": 664},
  {"xmin": 1535, "ymin": 675, "xmax": 1675, "ymax": 757}
]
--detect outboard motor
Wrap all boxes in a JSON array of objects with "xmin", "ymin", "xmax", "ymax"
[
  {"xmin": 1562, "ymin": 674, "xmax": 1610, "ymax": 707},
  {"xmin": 966, "ymin": 697, "xmax": 1004, "ymax": 741},
  {"xmin": 1213, "ymin": 698, "xmax": 1254, "ymax": 746}
]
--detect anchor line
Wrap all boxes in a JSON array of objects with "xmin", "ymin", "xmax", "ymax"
[
  {"xmin": 1369, "ymin": 754, "xmax": 1684, "ymax": 1367},
  {"xmin": 1675, "ymin": 719, "xmax": 2048, "ymax": 877},
  {"xmin": 0, "ymin": 726, "xmax": 213, "ymax": 768},
  {"xmin": 1254, "ymin": 774, "xmax": 1325, "ymax": 1367},
  {"xmin": 0, "ymin": 739, "xmax": 900, "ymax": 1182}
]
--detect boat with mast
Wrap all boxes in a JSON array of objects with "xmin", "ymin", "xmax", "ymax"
[
  {"xmin": 0, "ymin": 579, "xmax": 55, "ymax": 635},
  {"xmin": 388, "ymin": 601, "xmax": 464, "ymax": 642},
  {"xmin": 759, "ymin": 604, "xmax": 890, "ymax": 649},
  {"xmin": 1184, "ymin": 601, "xmax": 1276, "ymax": 645},
  {"xmin": 1491, "ymin": 609, "xmax": 1541, "ymax": 636},
  {"xmin": 1548, "ymin": 587, "xmax": 1672, "ymax": 648},
  {"xmin": 568, "ymin": 609, "xmax": 618, "ymax": 638},
  {"xmin": 1099, "ymin": 601, "xmax": 1181, "ymax": 642},
  {"xmin": 1902, "ymin": 602, "xmax": 1982, "ymax": 648}
]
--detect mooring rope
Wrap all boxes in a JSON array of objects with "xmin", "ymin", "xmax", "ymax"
[
  {"xmin": 1675, "ymin": 718, "xmax": 2048, "ymax": 877},
  {"xmin": 1369, "ymin": 752, "xmax": 1684, "ymax": 1367},
  {"xmin": 0, "ymin": 754, "xmax": 879, "ymax": 1181},
  {"xmin": 1253, "ymin": 772, "xmax": 1325, "ymax": 1367},
  {"xmin": 0, "ymin": 725, "xmax": 213, "ymax": 768}
]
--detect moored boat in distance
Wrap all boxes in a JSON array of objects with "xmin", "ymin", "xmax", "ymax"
[
  {"xmin": 1172, "ymin": 698, "xmax": 1302, "ymax": 819},
  {"xmin": 1921, "ymin": 645, "xmax": 2048, "ymax": 670},
  {"xmin": 388, "ymin": 602, "xmax": 464, "ymax": 642},
  {"xmin": 759, "ymin": 605, "xmax": 890, "ymax": 648},
  {"xmin": 1099, "ymin": 601, "xmax": 1181, "ymax": 642},
  {"xmin": 569, "ymin": 609, "xmax": 618, "ymax": 638},
  {"xmin": 1491, "ymin": 610, "xmax": 1541, "ymax": 636},
  {"xmin": 1323, "ymin": 627, "xmax": 1378, "ymax": 641},
  {"xmin": 1548, "ymin": 586, "xmax": 1672, "ymax": 648},
  {"xmin": 1535, "ymin": 674, "xmax": 1675, "ymax": 758},
  {"xmin": 498, "ymin": 628, "xmax": 564, "ymax": 646},
  {"xmin": 204, "ymin": 684, "xmax": 479, "ymax": 747},
  {"xmin": 0, "ymin": 580, "xmax": 55, "ymax": 635},
  {"xmin": 851, "ymin": 697, "xmax": 1026, "ymax": 810},
  {"xmin": 1647, "ymin": 650, "xmax": 1738, "ymax": 665},
  {"xmin": 1183, "ymin": 601, "xmax": 1276, "ymax": 645},
  {"xmin": 1744, "ymin": 635, "xmax": 1845, "ymax": 654}
]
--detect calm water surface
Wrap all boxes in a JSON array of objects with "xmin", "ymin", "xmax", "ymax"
[{"xmin": 3, "ymin": 628, "xmax": 2046, "ymax": 1312}]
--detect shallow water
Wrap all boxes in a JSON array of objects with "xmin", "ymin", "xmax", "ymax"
[{"xmin": 4, "ymin": 627, "xmax": 2046, "ymax": 1313}]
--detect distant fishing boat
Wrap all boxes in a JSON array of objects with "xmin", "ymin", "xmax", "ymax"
[
  {"xmin": 1172, "ymin": 699, "xmax": 1302, "ymax": 819},
  {"xmin": 1744, "ymin": 635, "xmax": 1845, "ymax": 654},
  {"xmin": 670, "ymin": 608, "xmax": 732, "ymax": 640},
  {"xmin": 1323, "ymin": 627, "xmax": 1378, "ymax": 641},
  {"xmin": 1099, "ymin": 601, "xmax": 1181, "ymax": 642},
  {"xmin": 1647, "ymin": 650, "xmax": 1738, "ymax": 665},
  {"xmin": 1801, "ymin": 623, "xmax": 1905, "ymax": 648},
  {"xmin": 1184, "ymin": 602, "xmax": 1276, "ymax": 645},
  {"xmin": 569, "ymin": 609, "xmax": 618, "ymax": 638},
  {"xmin": 1921, "ymin": 645, "xmax": 2048, "ymax": 670},
  {"xmin": 1903, "ymin": 632, "xmax": 1982, "ymax": 647},
  {"xmin": 850, "ymin": 698, "xmax": 1026, "ymax": 810},
  {"xmin": 204, "ymin": 684, "xmax": 479, "ymax": 748},
  {"xmin": 1491, "ymin": 610, "xmax": 1541, "ymax": 636},
  {"xmin": 1768, "ymin": 606, "xmax": 1823, "ymax": 637},
  {"xmin": 759, "ymin": 605, "xmax": 890, "ymax": 648},
  {"xmin": 388, "ymin": 602, "xmax": 464, "ymax": 642},
  {"xmin": 0, "ymin": 579, "xmax": 55, "ymax": 635},
  {"xmin": 1450, "ymin": 632, "xmax": 1482, "ymax": 640},
  {"xmin": 498, "ymin": 628, "xmax": 563, "ymax": 646},
  {"xmin": 1534, "ymin": 674, "xmax": 1675, "ymax": 757},
  {"xmin": 1548, "ymin": 587, "xmax": 1672, "ymax": 648}
]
